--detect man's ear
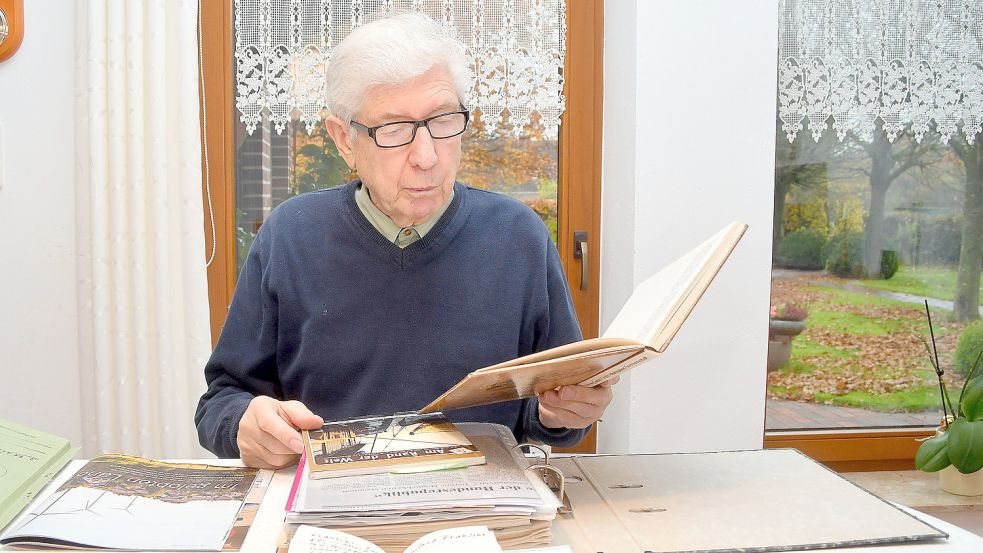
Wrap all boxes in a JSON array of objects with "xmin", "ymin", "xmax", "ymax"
[{"xmin": 324, "ymin": 116, "xmax": 356, "ymax": 168}]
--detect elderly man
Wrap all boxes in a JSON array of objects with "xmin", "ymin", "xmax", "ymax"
[{"xmin": 195, "ymin": 13, "xmax": 617, "ymax": 469}]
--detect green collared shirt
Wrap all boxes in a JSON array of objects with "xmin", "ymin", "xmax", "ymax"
[{"xmin": 354, "ymin": 183, "xmax": 455, "ymax": 248}]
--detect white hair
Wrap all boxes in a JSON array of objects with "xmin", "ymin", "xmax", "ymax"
[{"xmin": 324, "ymin": 12, "xmax": 472, "ymax": 123}]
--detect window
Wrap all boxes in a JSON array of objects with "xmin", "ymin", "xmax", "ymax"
[
  {"xmin": 199, "ymin": 0, "xmax": 603, "ymax": 452},
  {"xmin": 765, "ymin": 122, "xmax": 983, "ymax": 470}
]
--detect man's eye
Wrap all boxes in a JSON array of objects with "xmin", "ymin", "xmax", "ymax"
[{"xmin": 378, "ymin": 126, "xmax": 403, "ymax": 137}]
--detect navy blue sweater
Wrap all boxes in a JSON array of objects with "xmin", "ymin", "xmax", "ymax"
[{"xmin": 195, "ymin": 181, "xmax": 586, "ymax": 457}]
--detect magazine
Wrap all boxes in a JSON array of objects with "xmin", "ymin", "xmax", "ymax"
[
  {"xmin": 0, "ymin": 455, "xmax": 260, "ymax": 551},
  {"xmin": 302, "ymin": 412, "xmax": 484, "ymax": 479}
]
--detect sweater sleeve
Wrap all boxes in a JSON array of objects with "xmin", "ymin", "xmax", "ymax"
[
  {"xmin": 518, "ymin": 237, "xmax": 589, "ymax": 447},
  {"xmin": 194, "ymin": 221, "xmax": 283, "ymax": 458}
]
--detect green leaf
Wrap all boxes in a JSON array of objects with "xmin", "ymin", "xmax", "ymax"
[
  {"xmin": 914, "ymin": 432, "xmax": 951, "ymax": 472},
  {"xmin": 946, "ymin": 418, "xmax": 983, "ymax": 474},
  {"xmin": 960, "ymin": 378, "xmax": 983, "ymax": 421}
]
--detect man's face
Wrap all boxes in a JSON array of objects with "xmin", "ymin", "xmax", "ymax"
[{"xmin": 328, "ymin": 66, "xmax": 462, "ymax": 228}]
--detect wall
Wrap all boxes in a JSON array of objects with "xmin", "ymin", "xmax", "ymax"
[
  {"xmin": 598, "ymin": 1, "xmax": 777, "ymax": 453},
  {"xmin": 0, "ymin": 0, "xmax": 82, "ymax": 444}
]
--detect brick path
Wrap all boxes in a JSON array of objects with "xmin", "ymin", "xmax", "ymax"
[{"xmin": 766, "ymin": 399, "xmax": 942, "ymax": 431}]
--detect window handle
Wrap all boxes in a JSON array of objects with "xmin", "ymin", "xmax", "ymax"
[{"xmin": 573, "ymin": 230, "xmax": 588, "ymax": 291}]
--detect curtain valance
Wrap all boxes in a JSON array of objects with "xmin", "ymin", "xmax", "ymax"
[
  {"xmin": 234, "ymin": 0, "xmax": 567, "ymax": 138},
  {"xmin": 779, "ymin": 0, "xmax": 983, "ymax": 144}
]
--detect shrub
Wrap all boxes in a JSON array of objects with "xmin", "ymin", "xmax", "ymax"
[
  {"xmin": 956, "ymin": 321, "xmax": 983, "ymax": 378},
  {"xmin": 771, "ymin": 302, "xmax": 809, "ymax": 321},
  {"xmin": 824, "ymin": 230, "xmax": 864, "ymax": 277},
  {"xmin": 880, "ymin": 250, "xmax": 900, "ymax": 280},
  {"xmin": 775, "ymin": 229, "xmax": 827, "ymax": 270}
]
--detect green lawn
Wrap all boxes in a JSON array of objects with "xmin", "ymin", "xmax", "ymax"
[
  {"xmin": 861, "ymin": 265, "xmax": 983, "ymax": 304},
  {"xmin": 813, "ymin": 385, "xmax": 941, "ymax": 412}
]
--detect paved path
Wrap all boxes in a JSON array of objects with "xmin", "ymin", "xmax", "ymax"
[
  {"xmin": 767, "ymin": 399, "xmax": 941, "ymax": 431},
  {"xmin": 773, "ymin": 269, "xmax": 983, "ymax": 316}
]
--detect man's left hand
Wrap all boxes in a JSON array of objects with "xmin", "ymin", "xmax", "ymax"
[{"xmin": 538, "ymin": 376, "xmax": 620, "ymax": 429}]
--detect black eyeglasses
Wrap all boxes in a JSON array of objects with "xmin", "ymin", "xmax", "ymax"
[{"xmin": 350, "ymin": 110, "xmax": 470, "ymax": 148}]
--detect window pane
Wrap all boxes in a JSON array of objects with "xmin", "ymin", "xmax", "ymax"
[
  {"xmin": 767, "ymin": 123, "xmax": 983, "ymax": 432},
  {"xmin": 233, "ymin": 117, "xmax": 559, "ymax": 273}
]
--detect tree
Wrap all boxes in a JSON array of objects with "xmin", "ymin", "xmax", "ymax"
[
  {"xmin": 950, "ymin": 139, "xmax": 983, "ymax": 322},
  {"xmin": 848, "ymin": 126, "xmax": 943, "ymax": 277}
]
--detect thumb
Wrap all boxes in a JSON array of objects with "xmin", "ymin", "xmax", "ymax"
[{"xmin": 279, "ymin": 400, "xmax": 324, "ymax": 430}]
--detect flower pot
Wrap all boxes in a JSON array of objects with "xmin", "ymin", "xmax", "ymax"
[
  {"xmin": 769, "ymin": 319, "xmax": 806, "ymax": 338},
  {"xmin": 767, "ymin": 339, "xmax": 792, "ymax": 372},
  {"xmin": 767, "ymin": 320, "xmax": 806, "ymax": 372},
  {"xmin": 939, "ymin": 465, "xmax": 983, "ymax": 496}
]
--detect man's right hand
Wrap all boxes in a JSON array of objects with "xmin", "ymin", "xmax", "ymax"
[{"xmin": 237, "ymin": 396, "xmax": 324, "ymax": 469}]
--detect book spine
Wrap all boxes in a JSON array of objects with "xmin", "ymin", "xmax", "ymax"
[{"xmin": 579, "ymin": 349, "xmax": 658, "ymax": 387}]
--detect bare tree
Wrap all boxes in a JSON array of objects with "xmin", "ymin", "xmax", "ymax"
[
  {"xmin": 950, "ymin": 139, "xmax": 983, "ymax": 322},
  {"xmin": 847, "ymin": 126, "xmax": 944, "ymax": 277}
]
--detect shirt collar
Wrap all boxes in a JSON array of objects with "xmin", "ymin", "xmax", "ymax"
[{"xmin": 354, "ymin": 183, "xmax": 455, "ymax": 246}]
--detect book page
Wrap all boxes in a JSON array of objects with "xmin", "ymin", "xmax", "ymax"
[
  {"xmin": 602, "ymin": 222, "xmax": 744, "ymax": 349},
  {"xmin": 403, "ymin": 526, "xmax": 501, "ymax": 553},
  {"xmin": 288, "ymin": 525, "xmax": 383, "ymax": 553}
]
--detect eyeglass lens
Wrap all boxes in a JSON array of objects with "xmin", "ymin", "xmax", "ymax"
[{"xmin": 374, "ymin": 112, "xmax": 467, "ymax": 147}]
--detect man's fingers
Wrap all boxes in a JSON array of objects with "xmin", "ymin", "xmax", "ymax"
[
  {"xmin": 539, "ymin": 402, "xmax": 593, "ymax": 429},
  {"xmin": 280, "ymin": 400, "xmax": 324, "ymax": 430},
  {"xmin": 539, "ymin": 384, "xmax": 612, "ymax": 421},
  {"xmin": 255, "ymin": 408, "xmax": 305, "ymax": 454},
  {"xmin": 541, "ymin": 392, "xmax": 606, "ymax": 420},
  {"xmin": 240, "ymin": 437, "xmax": 299, "ymax": 469}
]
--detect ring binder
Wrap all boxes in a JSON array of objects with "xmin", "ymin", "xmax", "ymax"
[{"xmin": 513, "ymin": 442, "xmax": 572, "ymax": 515}]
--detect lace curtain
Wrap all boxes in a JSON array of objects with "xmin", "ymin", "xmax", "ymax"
[
  {"xmin": 235, "ymin": 0, "xmax": 566, "ymax": 138},
  {"xmin": 778, "ymin": 0, "xmax": 983, "ymax": 144}
]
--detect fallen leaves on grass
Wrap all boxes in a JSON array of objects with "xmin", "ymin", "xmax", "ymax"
[{"xmin": 769, "ymin": 273, "xmax": 968, "ymax": 407}]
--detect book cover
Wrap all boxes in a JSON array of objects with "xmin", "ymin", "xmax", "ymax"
[
  {"xmin": 420, "ymin": 221, "xmax": 748, "ymax": 414},
  {"xmin": 0, "ymin": 419, "xmax": 76, "ymax": 532},
  {"xmin": 0, "ymin": 454, "xmax": 260, "ymax": 551},
  {"xmin": 302, "ymin": 412, "xmax": 484, "ymax": 479}
]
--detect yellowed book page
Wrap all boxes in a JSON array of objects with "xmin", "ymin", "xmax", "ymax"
[
  {"xmin": 602, "ymin": 221, "xmax": 747, "ymax": 350},
  {"xmin": 473, "ymin": 337, "xmax": 644, "ymax": 373},
  {"xmin": 420, "ymin": 346, "xmax": 645, "ymax": 413},
  {"xmin": 288, "ymin": 525, "xmax": 384, "ymax": 553}
]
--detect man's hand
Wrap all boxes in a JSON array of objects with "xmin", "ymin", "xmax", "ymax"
[
  {"xmin": 237, "ymin": 396, "xmax": 324, "ymax": 469},
  {"xmin": 537, "ymin": 376, "xmax": 620, "ymax": 429}
]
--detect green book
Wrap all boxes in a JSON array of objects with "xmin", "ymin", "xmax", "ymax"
[{"xmin": 0, "ymin": 419, "xmax": 76, "ymax": 532}]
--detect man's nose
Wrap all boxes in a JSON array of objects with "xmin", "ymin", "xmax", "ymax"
[{"xmin": 407, "ymin": 126, "xmax": 439, "ymax": 170}]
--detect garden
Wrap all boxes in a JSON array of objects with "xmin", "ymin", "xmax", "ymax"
[{"xmin": 769, "ymin": 124, "xmax": 983, "ymax": 416}]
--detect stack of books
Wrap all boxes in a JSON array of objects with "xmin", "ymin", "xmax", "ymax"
[{"xmin": 286, "ymin": 420, "xmax": 561, "ymax": 552}]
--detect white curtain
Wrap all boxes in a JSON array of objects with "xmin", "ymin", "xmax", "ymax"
[
  {"xmin": 234, "ymin": 0, "xmax": 567, "ymax": 138},
  {"xmin": 74, "ymin": 0, "xmax": 212, "ymax": 458},
  {"xmin": 778, "ymin": 0, "xmax": 983, "ymax": 144}
]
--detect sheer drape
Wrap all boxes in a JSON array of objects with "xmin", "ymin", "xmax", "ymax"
[
  {"xmin": 74, "ymin": 0, "xmax": 212, "ymax": 458},
  {"xmin": 779, "ymin": 0, "xmax": 983, "ymax": 144},
  {"xmin": 234, "ymin": 0, "xmax": 567, "ymax": 138}
]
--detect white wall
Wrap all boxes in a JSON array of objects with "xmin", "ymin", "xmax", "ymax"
[
  {"xmin": 0, "ymin": 1, "xmax": 82, "ymax": 445},
  {"xmin": 598, "ymin": 1, "xmax": 777, "ymax": 453}
]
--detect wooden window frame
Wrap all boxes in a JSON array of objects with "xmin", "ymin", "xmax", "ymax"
[{"xmin": 198, "ymin": 0, "xmax": 603, "ymax": 451}]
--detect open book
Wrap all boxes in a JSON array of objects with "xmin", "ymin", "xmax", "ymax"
[
  {"xmin": 288, "ymin": 524, "xmax": 571, "ymax": 553},
  {"xmin": 421, "ymin": 221, "xmax": 747, "ymax": 414},
  {"xmin": 301, "ymin": 412, "xmax": 484, "ymax": 479}
]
